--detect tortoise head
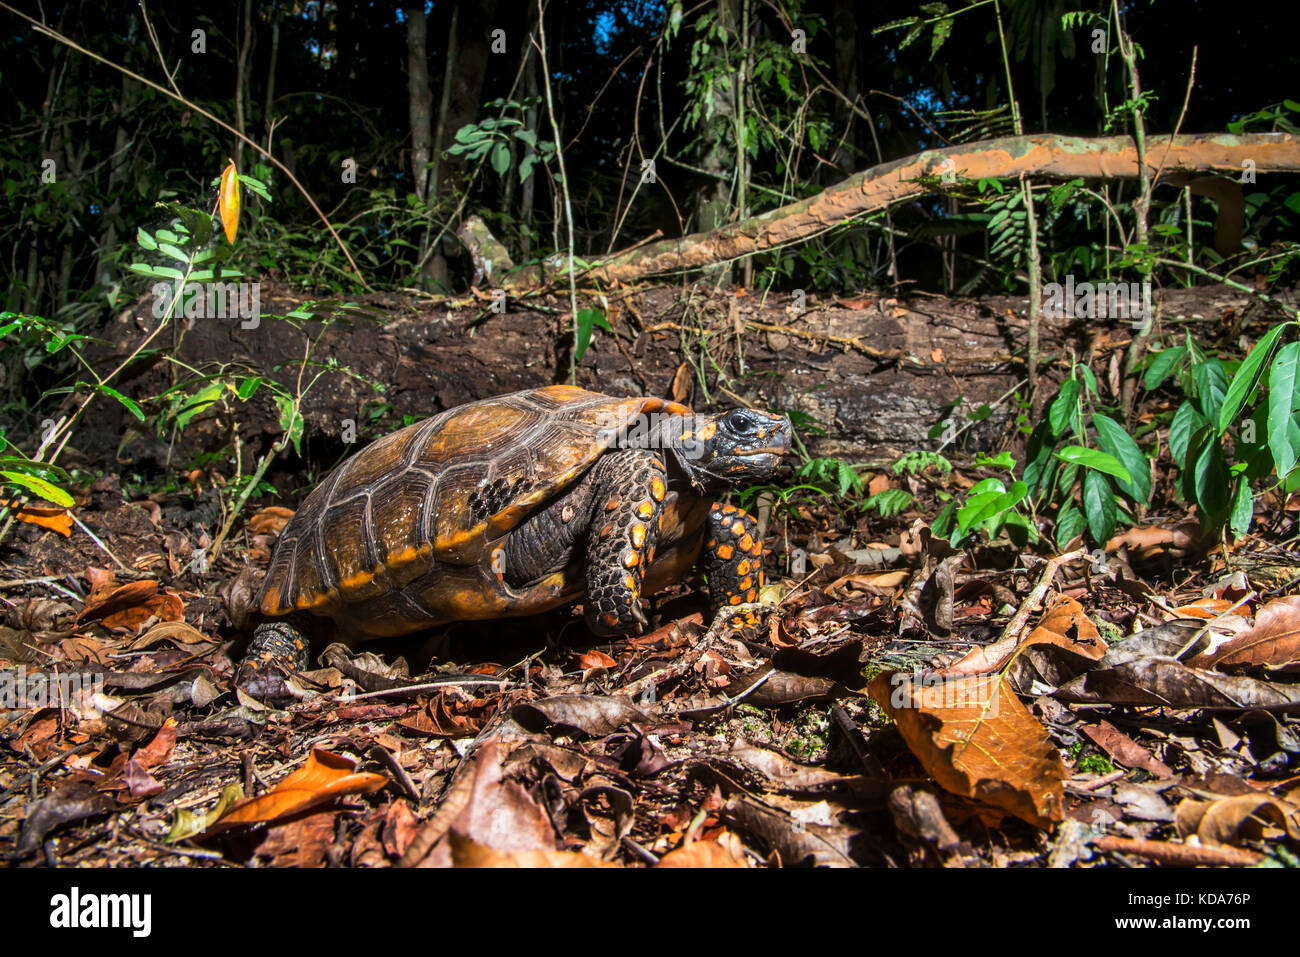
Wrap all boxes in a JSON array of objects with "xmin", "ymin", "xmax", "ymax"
[{"xmin": 670, "ymin": 407, "xmax": 793, "ymax": 492}]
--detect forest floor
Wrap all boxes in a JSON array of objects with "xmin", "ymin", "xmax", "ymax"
[{"xmin": 2, "ymin": 286, "xmax": 1299, "ymax": 869}]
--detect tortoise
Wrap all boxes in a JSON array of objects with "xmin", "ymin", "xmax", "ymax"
[{"xmin": 236, "ymin": 385, "xmax": 792, "ymax": 699}]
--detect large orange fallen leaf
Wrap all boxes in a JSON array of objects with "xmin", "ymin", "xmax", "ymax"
[
  {"xmin": 209, "ymin": 750, "xmax": 388, "ymax": 831},
  {"xmin": 10, "ymin": 503, "xmax": 72, "ymax": 536},
  {"xmin": 869, "ymin": 671, "xmax": 1065, "ymax": 828}
]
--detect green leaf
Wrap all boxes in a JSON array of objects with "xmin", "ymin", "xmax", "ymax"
[
  {"xmin": 81, "ymin": 383, "xmax": 145, "ymax": 421},
  {"xmin": 1144, "ymin": 345, "xmax": 1185, "ymax": 390},
  {"xmin": 1192, "ymin": 433, "xmax": 1231, "ymax": 523},
  {"xmin": 1219, "ymin": 323, "xmax": 1286, "ymax": 434},
  {"xmin": 1055, "ymin": 446, "xmax": 1131, "ymax": 482},
  {"xmin": 1055, "ymin": 501, "xmax": 1086, "ymax": 547},
  {"xmin": 867, "ymin": 488, "xmax": 913, "ymax": 517},
  {"xmin": 1081, "ymin": 470, "xmax": 1117, "ymax": 544},
  {"xmin": 235, "ymin": 376, "xmax": 263, "ymax": 401},
  {"xmin": 174, "ymin": 381, "xmax": 225, "ymax": 430},
  {"xmin": 1048, "ymin": 380, "xmax": 1080, "ymax": 438},
  {"xmin": 1092, "ymin": 413, "xmax": 1151, "ymax": 503},
  {"xmin": 1192, "ymin": 358, "xmax": 1229, "ymax": 424},
  {"xmin": 491, "ymin": 142, "xmax": 511, "ymax": 177},
  {"xmin": 573, "ymin": 309, "xmax": 610, "ymax": 364},
  {"xmin": 273, "ymin": 395, "xmax": 305, "ymax": 456},
  {"xmin": 0, "ymin": 470, "xmax": 74, "ymax": 508},
  {"xmin": 136, "ymin": 227, "xmax": 158, "ymax": 251},
  {"xmin": 1267, "ymin": 341, "xmax": 1300, "ymax": 477},
  {"xmin": 931, "ymin": 500, "xmax": 956, "ymax": 538},
  {"xmin": 1023, "ymin": 419, "xmax": 1055, "ymax": 495},
  {"xmin": 1169, "ymin": 400, "xmax": 1207, "ymax": 466},
  {"xmin": 1229, "ymin": 480, "xmax": 1253, "ymax": 535},
  {"xmin": 974, "ymin": 451, "xmax": 1015, "ymax": 470}
]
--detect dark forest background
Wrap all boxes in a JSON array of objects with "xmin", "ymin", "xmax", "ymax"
[{"xmin": 4, "ymin": 0, "xmax": 1297, "ymax": 322}]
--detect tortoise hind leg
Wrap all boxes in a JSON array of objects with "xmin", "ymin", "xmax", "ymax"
[
  {"xmin": 583, "ymin": 450, "xmax": 668, "ymax": 636},
  {"xmin": 235, "ymin": 616, "xmax": 313, "ymax": 703},
  {"xmin": 702, "ymin": 502, "xmax": 765, "ymax": 624}
]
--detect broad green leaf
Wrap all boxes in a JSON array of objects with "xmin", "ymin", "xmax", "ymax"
[
  {"xmin": 1218, "ymin": 323, "xmax": 1286, "ymax": 434},
  {"xmin": 1092, "ymin": 413, "xmax": 1151, "ymax": 503},
  {"xmin": 1168, "ymin": 400, "xmax": 1206, "ymax": 466},
  {"xmin": 175, "ymin": 381, "xmax": 225, "ymax": 429},
  {"xmin": 1192, "ymin": 358, "xmax": 1229, "ymax": 424},
  {"xmin": 931, "ymin": 500, "xmax": 956, "ymax": 538},
  {"xmin": 1023, "ymin": 419, "xmax": 1055, "ymax": 495},
  {"xmin": 1229, "ymin": 480, "xmax": 1253, "ymax": 535},
  {"xmin": 1144, "ymin": 345, "xmax": 1185, "ymax": 390},
  {"xmin": 1055, "ymin": 501, "xmax": 1086, "ymax": 547},
  {"xmin": 1267, "ymin": 341, "xmax": 1300, "ymax": 477},
  {"xmin": 1081, "ymin": 470, "xmax": 1117, "ymax": 544},
  {"xmin": 491, "ymin": 142, "xmax": 511, "ymax": 177},
  {"xmin": 136, "ymin": 228, "xmax": 158, "ymax": 251},
  {"xmin": 235, "ymin": 376, "xmax": 263, "ymax": 401},
  {"xmin": 974, "ymin": 451, "xmax": 1015, "ymax": 470},
  {"xmin": 1192, "ymin": 433, "xmax": 1231, "ymax": 522},
  {"xmin": 573, "ymin": 309, "xmax": 610, "ymax": 364},
  {"xmin": 0, "ymin": 470, "xmax": 74, "ymax": 508},
  {"xmin": 1055, "ymin": 446, "xmax": 1131, "ymax": 482},
  {"xmin": 1048, "ymin": 380, "xmax": 1080, "ymax": 438}
]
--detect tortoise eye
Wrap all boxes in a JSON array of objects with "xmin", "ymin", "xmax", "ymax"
[{"xmin": 727, "ymin": 410, "xmax": 758, "ymax": 435}]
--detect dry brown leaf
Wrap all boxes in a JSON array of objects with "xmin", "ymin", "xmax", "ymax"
[
  {"xmin": 1192, "ymin": 595, "xmax": 1300, "ymax": 670},
  {"xmin": 11, "ymin": 503, "xmax": 72, "ymax": 536},
  {"xmin": 75, "ymin": 579, "xmax": 184, "ymax": 633},
  {"xmin": 248, "ymin": 505, "xmax": 294, "ymax": 535},
  {"xmin": 1174, "ymin": 793, "xmax": 1300, "ymax": 845},
  {"xmin": 209, "ymin": 749, "xmax": 388, "ymax": 830},
  {"xmin": 1167, "ymin": 597, "xmax": 1236, "ymax": 620},
  {"xmin": 938, "ymin": 595, "xmax": 1106, "ymax": 677},
  {"xmin": 131, "ymin": 620, "xmax": 210, "ymax": 648},
  {"xmin": 1080, "ymin": 720, "xmax": 1172, "ymax": 779},
  {"xmin": 869, "ymin": 671, "xmax": 1065, "ymax": 828},
  {"xmin": 578, "ymin": 649, "xmax": 617, "ymax": 670},
  {"xmin": 657, "ymin": 841, "xmax": 748, "ymax": 867},
  {"xmin": 450, "ymin": 832, "xmax": 619, "ymax": 867}
]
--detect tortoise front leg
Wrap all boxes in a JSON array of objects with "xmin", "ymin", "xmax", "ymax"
[
  {"xmin": 583, "ymin": 449, "xmax": 668, "ymax": 636},
  {"xmin": 235, "ymin": 616, "xmax": 313, "ymax": 703},
  {"xmin": 702, "ymin": 502, "xmax": 765, "ymax": 616}
]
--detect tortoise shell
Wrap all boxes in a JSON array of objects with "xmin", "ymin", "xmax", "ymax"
[{"xmin": 256, "ymin": 385, "xmax": 698, "ymax": 637}]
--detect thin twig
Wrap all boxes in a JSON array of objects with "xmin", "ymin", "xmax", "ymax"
[{"xmin": 996, "ymin": 549, "xmax": 1087, "ymax": 645}]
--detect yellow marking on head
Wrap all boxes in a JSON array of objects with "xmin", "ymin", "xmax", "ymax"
[{"xmin": 697, "ymin": 422, "xmax": 717, "ymax": 441}]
